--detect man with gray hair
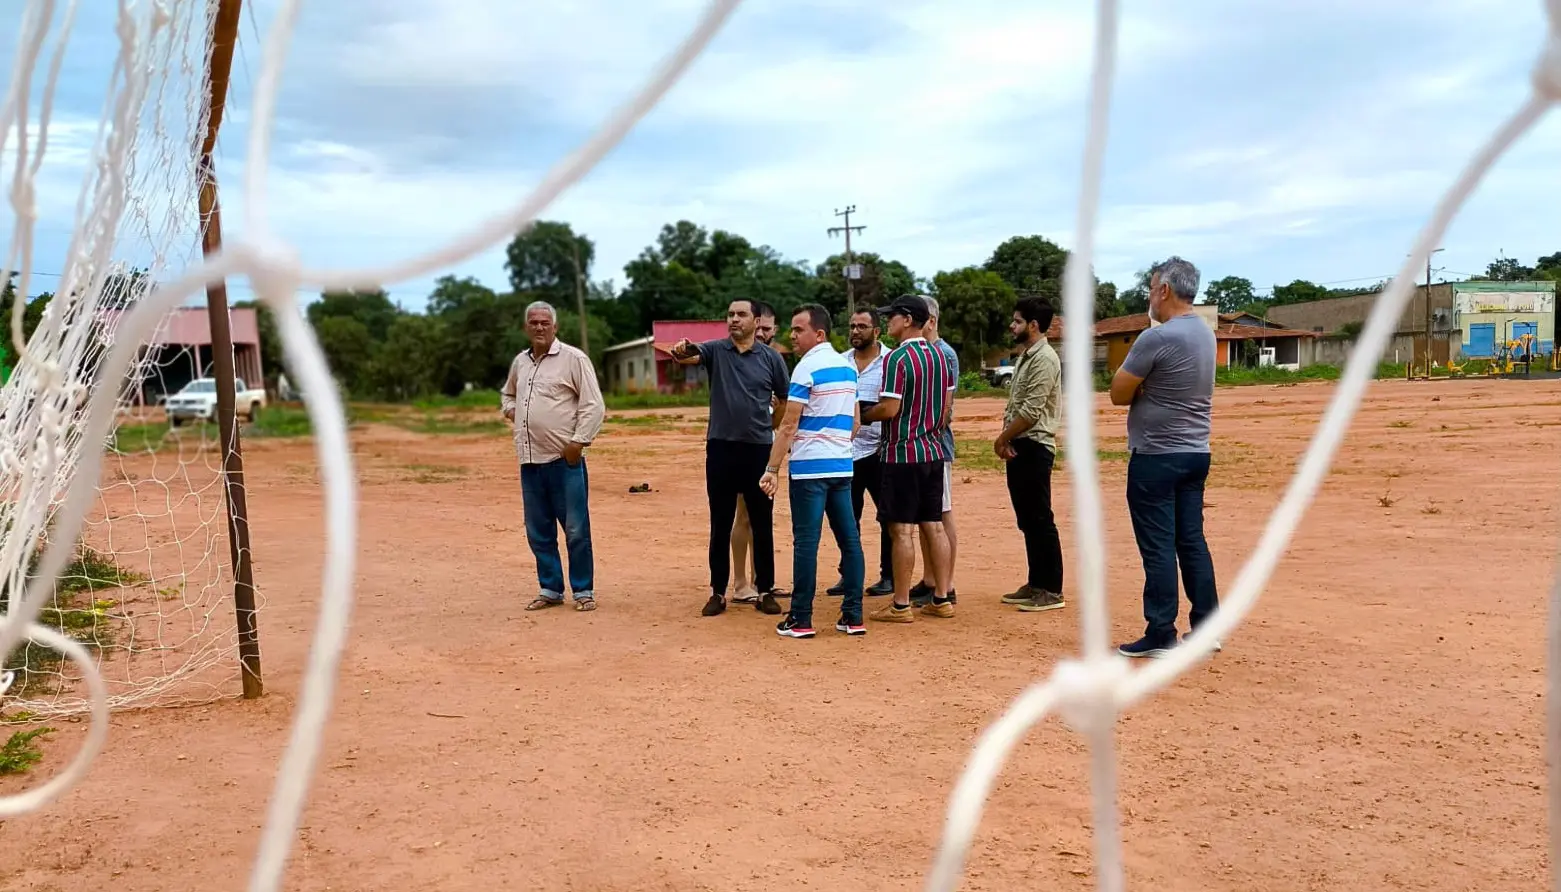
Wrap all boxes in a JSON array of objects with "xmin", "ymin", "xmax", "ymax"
[
  {"xmin": 501, "ymin": 300, "xmax": 606, "ymax": 612},
  {"xmin": 1109, "ymin": 256, "xmax": 1220, "ymax": 657}
]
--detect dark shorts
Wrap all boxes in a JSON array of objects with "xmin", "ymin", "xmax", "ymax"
[{"xmin": 879, "ymin": 461, "xmax": 944, "ymax": 525}]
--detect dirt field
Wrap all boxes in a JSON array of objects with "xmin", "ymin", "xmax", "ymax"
[{"xmin": 1, "ymin": 377, "xmax": 1557, "ymax": 891}]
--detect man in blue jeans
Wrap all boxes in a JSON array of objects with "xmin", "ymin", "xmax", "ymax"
[
  {"xmin": 760, "ymin": 304, "xmax": 865, "ymax": 638},
  {"xmin": 1109, "ymin": 257, "xmax": 1220, "ymax": 657},
  {"xmin": 501, "ymin": 301, "xmax": 606, "ymax": 612}
]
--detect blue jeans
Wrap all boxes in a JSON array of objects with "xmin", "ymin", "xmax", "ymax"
[
  {"xmin": 1126, "ymin": 452, "xmax": 1218, "ymax": 643},
  {"xmin": 521, "ymin": 457, "xmax": 594, "ymax": 601},
  {"xmin": 789, "ymin": 476, "xmax": 863, "ymax": 626}
]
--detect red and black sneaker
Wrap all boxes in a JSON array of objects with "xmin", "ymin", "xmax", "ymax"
[
  {"xmin": 834, "ymin": 618, "xmax": 866, "ymax": 636},
  {"xmin": 775, "ymin": 616, "xmax": 815, "ymax": 639}
]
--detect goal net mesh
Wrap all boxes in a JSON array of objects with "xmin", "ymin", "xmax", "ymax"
[
  {"xmin": 3, "ymin": 1, "xmax": 1559, "ymax": 892},
  {"xmin": 0, "ymin": 0, "xmax": 249, "ymax": 720}
]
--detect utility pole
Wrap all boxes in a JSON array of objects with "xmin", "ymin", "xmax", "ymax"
[
  {"xmin": 1424, "ymin": 247, "xmax": 1444, "ymax": 372},
  {"xmin": 199, "ymin": 0, "xmax": 262, "ymax": 698},
  {"xmin": 827, "ymin": 205, "xmax": 866, "ymax": 314},
  {"xmin": 571, "ymin": 239, "xmax": 588, "ymax": 353}
]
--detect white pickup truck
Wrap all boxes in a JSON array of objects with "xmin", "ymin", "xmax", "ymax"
[{"xmin": 164, "ymin": 377, "xmax": 267, "ymax": 426}]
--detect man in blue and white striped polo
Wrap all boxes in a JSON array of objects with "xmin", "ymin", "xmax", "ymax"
[{"xmin": 759, "ymin": 304, "xmax": 866, "ymax": 639}]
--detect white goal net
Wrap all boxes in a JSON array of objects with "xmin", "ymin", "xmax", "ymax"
[
  {"xmin": 2, "ymin": 2, "xmax": 1558, "ymax": 892},
  {"xmin": 0, "ymin": 0, "xmax": 256, "ymax": 722}
]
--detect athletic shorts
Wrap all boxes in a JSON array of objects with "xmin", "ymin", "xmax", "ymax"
[
  {"xmin": 879, "ymin": 461, "xmax": 945, "ymax": 525},
  {"xmin": 942, "ymin": 462, "xmax": 952, "ymax": 513}
]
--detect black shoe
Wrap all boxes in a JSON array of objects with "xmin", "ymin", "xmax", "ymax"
[
  {"xmin": 866, "ymin": 577, "xmax": 894, "ymax": 597},
  {"xmin": 776, "ymin": 616, "xmax": 815, "ymax": 639},
  {"xmin": 909, "ymin": 581, "xmax": 934, "ymax": 607},
  {"xmin": 946, "ymin": 588, "xmax": 958, "ymax": 605},
  {"xmin": 757, "ymin": 592, "xmax": 784, "ymax": 615},
  {"xmin": 1117, "ymin": 635, "xmax": 1175, "ymax": 658},
  {"xmin": 826, "ymin": 578, "xmax": 846, "ymax": 597},
  {"xmin": 835, "ymin": 618, "xmax": 866, "ymax": 636},
  {"xmin": 701, "ymin": 594, "xmax": 726, "ymax": 617}
]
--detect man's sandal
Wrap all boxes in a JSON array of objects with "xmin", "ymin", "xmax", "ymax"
[
  {"xmin": 575, "ymin": 598, "xmax": 597, "ymax": 612},
  {"xmin": 525, "ymin": 598, "xmax": 562, "ymax": 611}
]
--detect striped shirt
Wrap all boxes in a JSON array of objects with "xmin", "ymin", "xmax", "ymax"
[
  {"xmin": 786, "ymin": 342, "xmax": 857, "ymax": 479},
  {"xmin": 842, "ymin": 343, "xmax": 887, "ymax": 461},
  {"xmin": 879, "ymin": 337, "xmax": 955, "ymax": 464}
]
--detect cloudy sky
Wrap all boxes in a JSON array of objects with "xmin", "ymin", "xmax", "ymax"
[{"xmin": 4, "ymin": 0, "xmax": 1559, "ymax": 312}]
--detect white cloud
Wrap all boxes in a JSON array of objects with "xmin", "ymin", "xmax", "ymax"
[{"xmin": 6, "ymin": 0, "xmax": 1561, "ymax": 309}]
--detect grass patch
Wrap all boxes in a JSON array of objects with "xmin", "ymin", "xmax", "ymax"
[
  {"xmin": 605, "ymin": 389, "xmax": 712, "ymax": 410},
  {"xmin": 395, "ymin": 414, "xmax": 508, "ymax": 436},
  {"xmin": 248, "ymin": 405, "xmax": 314, "ymax": 438},
  {"xmin": 1, "ymin": 545, "xmax": 141, "ymax": 697},
  {"xmin": 0, "ymin": 727, "xmax": 54, "ymax": 775},
  {"xmin": 954, "ymin": 437, "xmax": 1127, "ymax": 473},
  {"xmin": 402, "ymin": 463, "xmax": 468, "ymax": 484},
  {"xmin": 412, "ymin": 389, "xmax": 502, "ymax": 410}
]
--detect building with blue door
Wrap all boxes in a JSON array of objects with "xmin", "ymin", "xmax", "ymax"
[{"xmin": 1452, "ymin": 281, "xmax": 1555, "ymax": 359}]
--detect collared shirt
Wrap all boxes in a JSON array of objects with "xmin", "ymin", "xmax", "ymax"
[
  {"xmin": 879, "ymin": 336, "xmax": 956, "ymax": 464},
  {"xmin": 694, "ymin": 338, "xmax": 791, "ymax": 444},
  {"xmin": 933, "ymin": 338, "xmax": 959, "ymax": 462},
  {"xmin": 786, "ymin": 342, "xmax": 857, "ymax": 479},
  {"xmin": 1004, "ymin": 336, "xmax": 1062, "ymax": 450},
  {"xmin": 500, "ymin": 339, "xmax": 605, "ymax": 465},
  {"xmin": 841, "ymin": 343, "xmax": 887, "ymax": 461}
]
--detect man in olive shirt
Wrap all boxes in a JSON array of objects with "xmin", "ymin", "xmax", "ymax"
[
  {"xmin": 670, "ymin": 300, "xmax": 792, "ymax": 617},
  {"xmin": 992, "ymin": 296, "xmax": 1065, "ymax": 613}
]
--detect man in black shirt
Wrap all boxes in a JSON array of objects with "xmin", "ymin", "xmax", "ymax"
[{"xmin": 671, "ymin": 300, "xmax": 792, "ymax": 617}]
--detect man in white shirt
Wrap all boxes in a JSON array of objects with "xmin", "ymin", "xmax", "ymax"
[
  {"xmin": 827, "ymin": 308, "xmax": 894, "ymax": 598},
  {"xmin": 759, "ymin": 304, "xmax": 865, "ymax": 638}
]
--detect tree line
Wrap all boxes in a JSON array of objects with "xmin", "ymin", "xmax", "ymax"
[{"xmin": 3, "ymin": 237, "xmax": 1557, "ymax": 402}]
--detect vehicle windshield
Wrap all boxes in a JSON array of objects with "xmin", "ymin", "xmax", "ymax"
[{"xmin": 181, "ymin": 380, "xmax": 216, "ymax": 394}]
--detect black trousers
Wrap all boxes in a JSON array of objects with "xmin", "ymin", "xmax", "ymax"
[
  {"xmin": 1006, "ymin": 439, "xmax": 1064, "ymax": 593},
  {"xmin": 705, "ymin": 439, "xmax": 775, "ymax": 595},
  {"xmin": 843, "ymin": 453, "xmax": 893, "ymax": 581}
]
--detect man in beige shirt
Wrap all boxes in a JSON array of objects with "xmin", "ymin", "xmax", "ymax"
[
  {"xmin": 501, "ymin": 301, "xmax": 606, "ymax": 612},
  {"xmin": 992, "ymin": 296, "xmax": 1065, "ymax": 614}
]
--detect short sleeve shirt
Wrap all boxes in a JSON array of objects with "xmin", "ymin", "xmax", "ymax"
[
  {"xmin": 878, "ymin": 337, "xmax": 955, "ymax": 464},
  {"xmin": 842, "ymin": 344, "xmax": 887, "ymax": 461},
  {"xmin": 933, "ymin": 339, "xmax": 959, "ymax": 462},
  {"xmin": 694, "ymin": 339, "xmax": 791, "ymax": 444},
  {"xmin": 786, "ymin": 343, "xmax": 857, "ymax": 479},
  {"xmin": 1119, "ymin": 314, "xmax": 1216, "ymax": 454}
]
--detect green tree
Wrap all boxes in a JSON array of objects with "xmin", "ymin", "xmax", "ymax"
[
  {"xmin": 1204, "ymin": 275, "xmax": 1257, "ymax": 314},
  {"xmin": 1117, "ymin": 269, "xmax": 1151, "ymax": 316},
  {"xmin": 930, "ymin": 266, "xmax": 1017, "ymax": 368},
  {"xmin": 0, "ymin": 274, "xmax": 53, "ymax": 346},
  {"xmin": 1094, "ymin": 281, "xmax": 1121, "ymax": 318},
  {"xmin": 505, "ymin": 220, "xmax": 593, "ymax": 308},
  {"xmin": 312, "ymin": 315, "xmax": 375, "ymax": 393},
  {"xmin": 308, "ymin": 287, "xmax": 399, "ymax": 340},
  {"xmin": 362, "ymin": 314, "xmax": 444, "ymax": 401},
  {"xmin": 983, "ymin": 235, "xmax": 1070, "ymax": 301},
  {"xmin": 1270, "ymin": 279, "xmax": 1331, "ymax": 305},
  {"xmin": 423, "ymin": 275, "xmax": 516, "ymax": 393},
  {"xmin": 555, "ymin": 307, "xmax": 614, "ymax": 370},
  {"xmin": 1486, "ymin": 254, "xmax": 1534, "ymax": 281}
]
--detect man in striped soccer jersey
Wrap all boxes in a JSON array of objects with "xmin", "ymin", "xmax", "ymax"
[
  {"xmin": 760, "ymin": 305, "xmax": 865, "ymax": 639},
  {"xmin": 862, "ymin": 295, "xmax": 956, "ymax": 623}
]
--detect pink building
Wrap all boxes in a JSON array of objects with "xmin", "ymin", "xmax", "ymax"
[
  {"xmin": 600, "ymin": 320, "xmax": 791, "ymax": 393},
  {"xmin": 99, "ymin": 305, "xmax": 265, "ymax": 403}
]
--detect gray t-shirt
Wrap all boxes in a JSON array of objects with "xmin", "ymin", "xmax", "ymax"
[
  {"xmin": 695, "ymin": 338, "xmax": 790, "ymax": 444},
  {"xmin": 934, "ymin": 338, "xmax": 959, "ymax": 462},
  {"xmin": 1120, "ymin": 314, "xmax": 1215, "ymax": 454}
]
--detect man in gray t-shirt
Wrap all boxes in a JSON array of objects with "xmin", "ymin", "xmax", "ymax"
[
  {"xmin": 670, "ymin": 300, "xmax": 790, "ymax": 618},
  {"xmin": 1108, "ymin": 256, "xmax": 1221, "ymax": 659}
]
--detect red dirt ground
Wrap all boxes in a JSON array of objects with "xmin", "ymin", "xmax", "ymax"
[{"xmin": 1, "ymin": 378, "xmax": 1557, "ymax": 891}]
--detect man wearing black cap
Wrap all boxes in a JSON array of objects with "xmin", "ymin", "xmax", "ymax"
[{"xmin": 861, "ymin": 295, "xmax": 957, "ymax": 623}]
